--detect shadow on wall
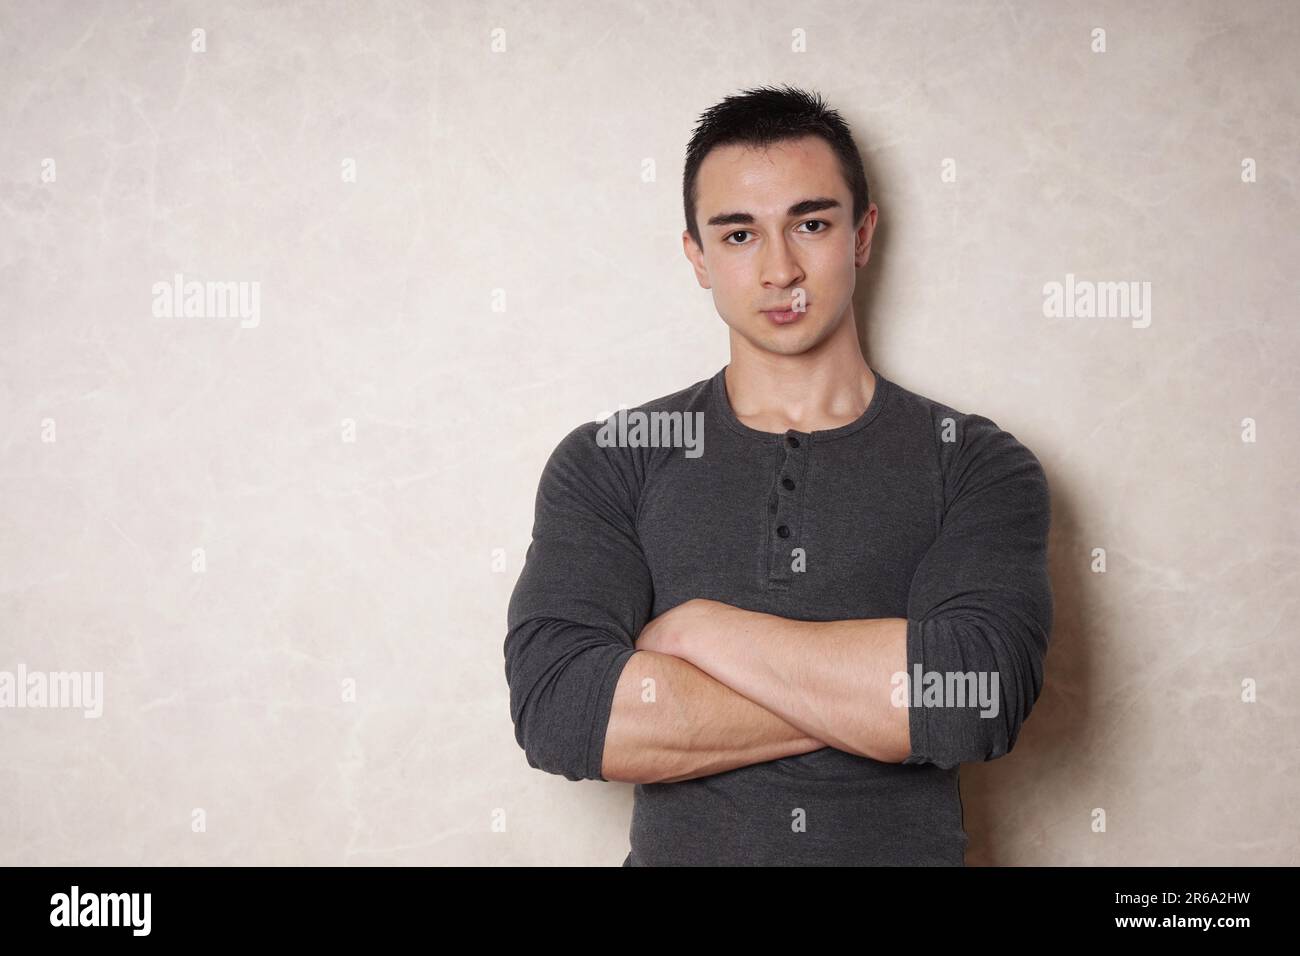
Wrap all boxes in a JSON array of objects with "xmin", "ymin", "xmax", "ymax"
[
  {"xmin": 852, "ymin": 152, "xmax": 1097, "ymax": 866},
  {"xmin": 957, "ymin": 486, "xmax": 1093, "ymax": 866}
]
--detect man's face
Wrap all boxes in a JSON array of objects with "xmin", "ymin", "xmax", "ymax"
[{"xmin": 684, "ymin": 135, "xmax": 877, "ymax": 357}]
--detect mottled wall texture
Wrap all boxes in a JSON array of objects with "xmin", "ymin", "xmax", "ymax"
[{"xmin": 2, "ymin": 1, "xmax": 1296, "ymax": 866}]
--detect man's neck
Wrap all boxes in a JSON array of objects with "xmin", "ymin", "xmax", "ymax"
[{"xmin": 724, "ymin": 320, "xmax": 877, "ymax": 434}]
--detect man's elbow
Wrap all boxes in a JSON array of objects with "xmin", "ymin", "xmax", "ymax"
[
  {"xmin": 511, "ymin": 703, "xmax": 599, "ymax": 782},
  {"xmin": 908, "ymin": 678, "xmax": 1036, "ymax": 768},
  {"xmin": 506, "ymin": 664, "xmax": 602, "ymax": 782},
  {"xmin": 973, "ymin": 704, "xmax": 1028, "ymax": 763},
  {"xmin": 903, "ymin": 613, "xmax": 1048, "ymax": 768},
  {"xmin": 503, "ymin": 621, "xmax": 637, "ymax": 782},
  {"xmin": 516, "ymin": 712, "xmax": 650, "ymax": 783}
]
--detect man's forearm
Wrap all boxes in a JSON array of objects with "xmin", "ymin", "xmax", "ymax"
[
  {"xmin": 663, "ymin": 603, "xmax": 912, "ymax": 763},
  {"xmin": 600, "ymin": 649, "xmax": 826, "ymax": 784}
]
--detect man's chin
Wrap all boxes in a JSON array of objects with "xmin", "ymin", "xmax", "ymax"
[
  {"xmin": 753, "ymin": 325, "xmax": 827, "ymax": 357},
  {"xmin": 764, "ymin": 339, "xmax": 814, "ymax": 356},
  {"xmin": 725, "ymin": 316, "xmax": 836, "ymax": 357}
]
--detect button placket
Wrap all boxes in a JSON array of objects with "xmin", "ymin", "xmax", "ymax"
[{"xmin": 767, "ymin": 431, "xmax": 809, "ymax": 584}]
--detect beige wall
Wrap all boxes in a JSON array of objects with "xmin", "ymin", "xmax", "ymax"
[{"xmin": 1, "ymin": 0, "xmax": 1296, "ymax": 865}]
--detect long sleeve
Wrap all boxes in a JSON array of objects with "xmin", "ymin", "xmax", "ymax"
[
  {"xmin": 504, "ymin": 421, "xmax": 655, "ymax": 782},
  {"xmin": 902, "ymin": 412, "xmax": 1054, "ymax": 770}
]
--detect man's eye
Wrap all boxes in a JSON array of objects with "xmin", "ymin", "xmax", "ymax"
[{"xmin": 725, "ymin": 221, "xmax": 829, "ymax": 245}]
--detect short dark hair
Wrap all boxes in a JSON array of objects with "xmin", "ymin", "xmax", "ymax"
[{"xmin": 682, "ymin": 84, "xmax": 870, "ymax": 248}]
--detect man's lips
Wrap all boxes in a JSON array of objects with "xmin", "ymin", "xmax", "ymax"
[{"xmin": 762, "ymin": 305, "xmax": 808, "ymax": 326}]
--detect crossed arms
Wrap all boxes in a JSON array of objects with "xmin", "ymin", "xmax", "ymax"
[
  {"xmin": 602, "ymin": 604, "xmax": 909, "ymax": 783},
  {"xmin": 504, "ymin": 413, "xmax": 1053, "ymax": 785}
]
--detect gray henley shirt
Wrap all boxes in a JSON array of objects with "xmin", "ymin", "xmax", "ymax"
[{"xmin": 504, "ymin": 364, "xmax": 1054, "ymax": 865}]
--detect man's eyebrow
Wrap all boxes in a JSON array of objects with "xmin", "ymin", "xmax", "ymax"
[{"xmin": 705, "ymin": 197, "xmax": 842, "ymax": 228}]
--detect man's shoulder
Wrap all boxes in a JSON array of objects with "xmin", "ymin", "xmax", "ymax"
[
  {"xmin": 883, "ymin": 373, "xmax": 986, "ymax": 433},
  {"xmin": 534, "ymin": 370, "xmax": 717, "ymax": 502},
  {"xmin": 882, "ymin": 373, "xmax": 1047, "ymax": 483},
  {"xmin": 550, "ymin": 371, "xmax": 715, "ymax": 457}
]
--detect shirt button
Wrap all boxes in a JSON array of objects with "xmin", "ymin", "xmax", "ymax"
[
  {"xmin": 777, "ymin": 524, "xmax": 790, "ymax": 538},
  {"xmin": 786, "ymin": 435, "xmax": 800, "ymax": 448},
  {"xmin": 781, "ymin": 477, "xmax": 795, "ymax": 490}
]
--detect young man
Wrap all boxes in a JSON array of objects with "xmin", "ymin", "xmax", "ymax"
[{"xmin": 504, "ymin": 85, "xmax": 1054, "ymax": 866}]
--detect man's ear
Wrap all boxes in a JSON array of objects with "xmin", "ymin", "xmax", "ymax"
[
  {"xmin": 682, "ymin": 229, "xmax": 711, "ymax": 289},
  {"xmin": 854, "ymin": 204, "xmax": 879, "ymax": 269}
]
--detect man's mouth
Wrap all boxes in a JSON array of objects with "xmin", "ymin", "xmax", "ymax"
[{"xmin": 762, "ymin": 306, "xmax": 807, "ymax": 326}]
